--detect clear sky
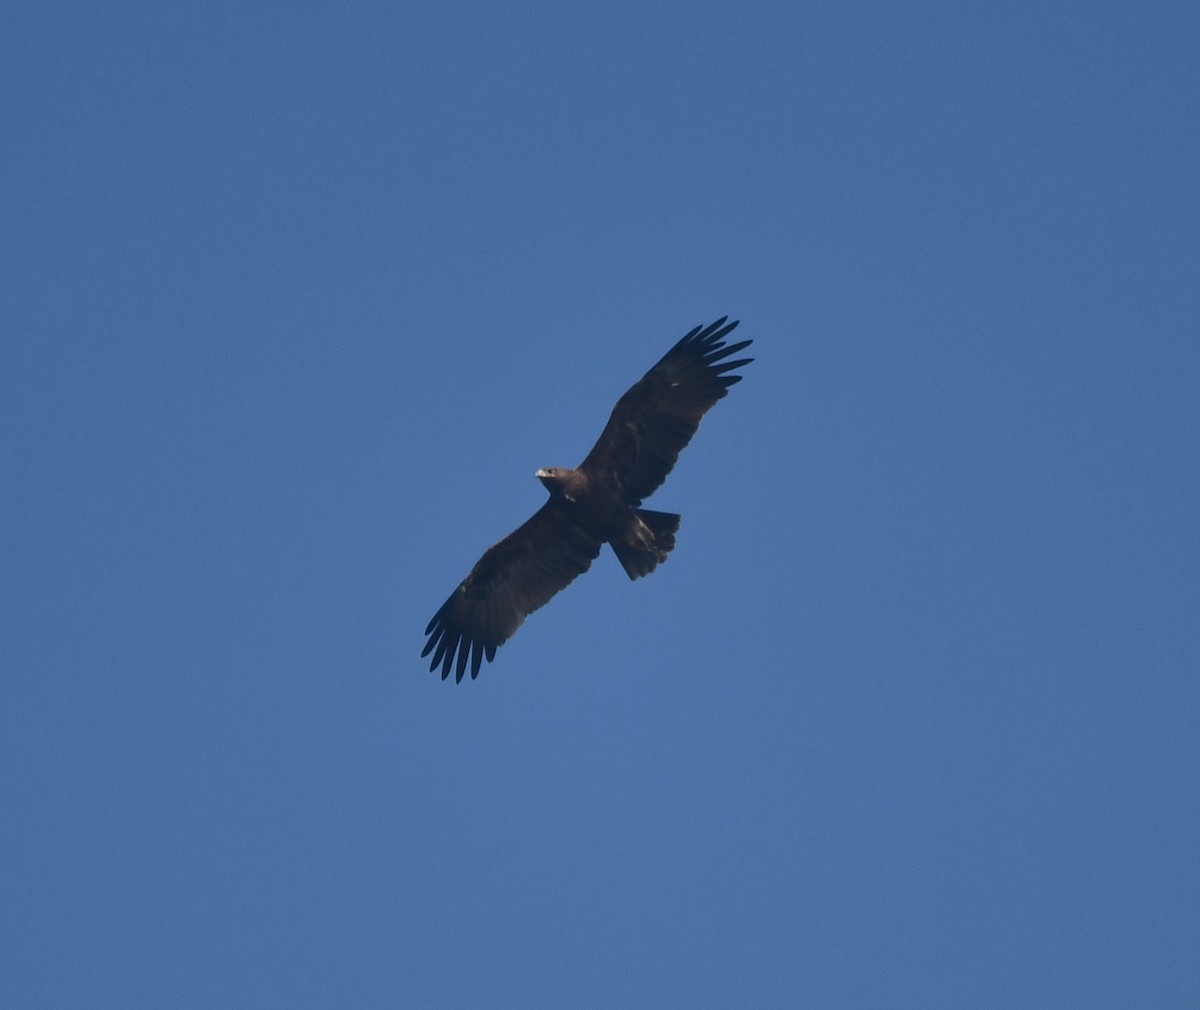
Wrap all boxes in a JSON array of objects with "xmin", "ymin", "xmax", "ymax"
[{"xmin": 3, "ymin": 3, "xmax": 1197, "ymax": 1007}]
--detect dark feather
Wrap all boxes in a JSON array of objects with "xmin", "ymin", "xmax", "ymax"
[
  {"xmin": 422, "ymin": 501, "xmax": 602, "ymax": 681},
  {"xmin": 579, "ymin": 318, "xmax": 753, "ymax": 505}
]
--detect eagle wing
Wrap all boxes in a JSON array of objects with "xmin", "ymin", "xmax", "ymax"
[
  {"xmin": 422, "ymin": 501, "xmax": 603, "ymax": 681},
  {"xmin": 579, "ymin": 317, "xmax": 753, "ymax": 506}
]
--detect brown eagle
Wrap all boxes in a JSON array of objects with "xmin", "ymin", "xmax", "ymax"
[{"xmin": 423, "ymin": 317, "xmax": 752, "ymax": 681}]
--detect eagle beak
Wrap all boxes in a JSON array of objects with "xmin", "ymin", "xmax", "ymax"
[{"xmin": 535, "ymin": 468, "xmax": 549, "ymax": 478}]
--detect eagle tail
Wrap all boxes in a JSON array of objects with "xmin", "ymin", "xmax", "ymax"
[{"xmin": 611, "ymin": 509, "xmax": 680, "ymax": 580}]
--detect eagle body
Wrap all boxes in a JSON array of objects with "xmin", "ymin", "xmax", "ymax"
[
  {"xmin": 423, "ymin": 317, "xmax": 752, "ymax": 681},
  {"xmin": 536, "ymin": 465, "xmax": 681, "ymax": 580}
]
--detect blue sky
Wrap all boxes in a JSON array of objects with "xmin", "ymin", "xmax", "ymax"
[{"xmin": 3, "ymin": 2, "xmax": 1197, "ymax": 1006}]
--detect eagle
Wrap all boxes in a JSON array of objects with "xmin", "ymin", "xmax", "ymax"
[{"xmin": 422, "ymin": 317, "xmax": 753, "ymax": 681}]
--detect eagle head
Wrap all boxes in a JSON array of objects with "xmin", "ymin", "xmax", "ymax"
[{"xmin": 536, "ymin": 467, "xmax": 582, "ymax": 500}]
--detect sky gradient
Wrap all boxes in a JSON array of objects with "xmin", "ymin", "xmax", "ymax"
[{"xmin": 3, "ymin": 3, "xmax": 1197, "ymax": 1006}]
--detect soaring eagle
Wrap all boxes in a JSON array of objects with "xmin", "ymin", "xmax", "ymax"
[{"xmin": 423, "ymin": 317, "xmax": 752, "ymax": 681}]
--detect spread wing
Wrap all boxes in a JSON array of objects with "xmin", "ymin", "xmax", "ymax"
[
  {"xmin": 422, "ymin": 501, "xmax": 603, "ymax": 681},
  {"xmin": 579, "ymin": 317, "xmax": 753, "ymax": 506}
]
